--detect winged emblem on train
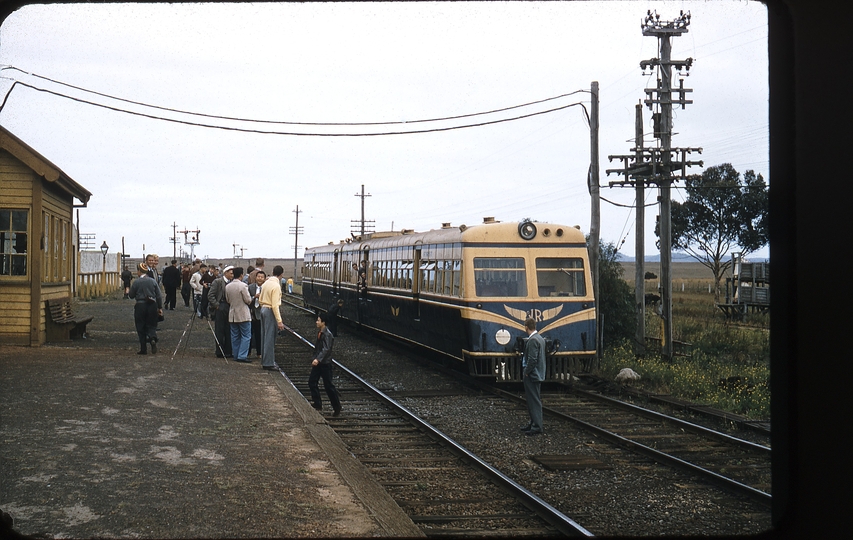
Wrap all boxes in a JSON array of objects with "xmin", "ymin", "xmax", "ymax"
[{"xmin": 504, "ymin": 304, "xmax": 563, "ymax": 322}]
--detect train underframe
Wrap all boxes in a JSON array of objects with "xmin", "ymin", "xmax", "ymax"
[{"xmin": 464, "ymin": 350, "xmax": 596, "ymax": 382}]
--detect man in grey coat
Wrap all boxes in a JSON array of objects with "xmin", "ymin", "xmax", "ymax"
[
  {"xmin": 128, "ymin": 262, "xmax": 163, "ymax": 355},
  {"xmin": 208, "ymin": 265, "xmax": 233, "ymax": 358},
  {"xmin": 520, "ymin": 318, "xmax": 546, "ymax": 436}
]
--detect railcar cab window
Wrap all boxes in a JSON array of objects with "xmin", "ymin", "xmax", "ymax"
[
  {"xmin": 474, "ymin": 257, "xmax": 527, "ymax": 297},
  {"xmin": 0, "ymin": 209, "xmax": 28, "ymax": 276},
  {"xmin": 536, "ymin": 257, "xmax": 586, "ymax": 297}
]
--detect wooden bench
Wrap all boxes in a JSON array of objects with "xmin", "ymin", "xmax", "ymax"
[{"xmin": 45, "ymin": 297, "xmax": 94, "ymax": 341}]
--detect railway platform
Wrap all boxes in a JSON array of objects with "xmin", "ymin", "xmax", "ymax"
[{"xmin": 0, "ymin": 294, "xmax": 422, "ymax": 538}]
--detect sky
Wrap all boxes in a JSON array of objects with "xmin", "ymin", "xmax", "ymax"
[{"xmin": 0, "ymin": 1, "xmax": 769, "ymax": 262}]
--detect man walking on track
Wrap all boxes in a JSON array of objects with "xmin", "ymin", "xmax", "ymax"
[{"xmin": 308, "ymin": 313, "xmax": 342, "ymax": 416}]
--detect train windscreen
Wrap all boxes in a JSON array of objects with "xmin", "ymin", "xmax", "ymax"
[
  {"xmin": 535, "ymin": 258, "xmax": 586, "ymax": 297},
  {"xmin": 474, "ymin": 258, "xmax": 527, "ymax": 297}
]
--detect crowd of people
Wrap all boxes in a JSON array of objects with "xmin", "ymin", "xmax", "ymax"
[{"xmin": 119, "ymin": 256, "xmax": 341, "ymax": 413}]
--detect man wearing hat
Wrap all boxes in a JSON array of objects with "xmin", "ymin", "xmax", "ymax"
[
  {"xmin": 127, "ymin": 262, "xmax": 163, "ymax": 354},
  {"xmin": 208, "ymin": 265, "xmax": 234, "ymax": 358}
]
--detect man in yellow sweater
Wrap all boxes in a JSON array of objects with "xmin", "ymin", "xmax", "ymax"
[{"xmin": 258, "ymin": 265, "xmax": 285, "ymax": 370}]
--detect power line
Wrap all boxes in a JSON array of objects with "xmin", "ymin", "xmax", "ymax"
[
  {"xmin": 0, "ymin": 65, "xmax": 588, "ymax": 132},
  {"xmin": 0, "ymin": 79, "xmax": 587, "ymax": 137}
]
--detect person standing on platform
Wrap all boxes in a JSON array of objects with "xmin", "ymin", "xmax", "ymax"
[
  {"xmin": 190, "ymin": 263, "xmax": 206, "ymax": 317},
  {"xmin": 145, "ymin": 254, "xmax": 161, "ymax": 286},
  {"xmin": 519, "ymin": 318, "xmax": 546, "ymax": 436},
  {"xmin": 226, "ymin": 267, "xmax": 253, "ymax": 363},
  {"xmin": 258, "ymin": 265, "xmax": 285, "ymax": 371},
  {"xmin": 180, "ymin": 263, "xmax": 193, "ymax": 307},
  {"xmin": 308, "ymin": 313, "xmax": 342, "ymax": 415},
  {"xmin": 247, "ymin": 258, "xmax": 265, "ymax": 284},
  {"xmin": 199, "ymin": 264, "xmax": 215, "ymax": 319},
  {"xmin": 161, "ymin": 259, "xmax": 182, "ymax": 311},
  {"xmin": 247, "ymin": 270, "xmax": 266, "ymax": 358},
  {"xmin": 128, "ymin": 262, "xmax": 162, "ymax": 355},
  {"xmin": 121, "ymin": 265, "xmax": 132, "ymax": 299},
  {"xmin": 208, "ymin": 265, "xmax": 234, "ymax": 358},
  {"xmin": 286, "ymin": 276, "xmax": 294, "ymax": 294}
]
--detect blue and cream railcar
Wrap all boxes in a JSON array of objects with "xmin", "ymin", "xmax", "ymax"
[{"xmin": 301, "ymin": 218, "xmax": 596, "ymax": 382}]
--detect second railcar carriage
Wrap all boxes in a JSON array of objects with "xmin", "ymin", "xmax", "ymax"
[{"xmin": 301, "ymin": 218, "xmax": 596, "ymax": 382}]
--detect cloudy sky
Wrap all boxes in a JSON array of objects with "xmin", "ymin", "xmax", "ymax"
[{"xmin": 0, "ymin": 1, "xmax": 768, "ymax": 262}]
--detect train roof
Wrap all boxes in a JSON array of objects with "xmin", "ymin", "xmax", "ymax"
[{"xmin": 306, "ymin": 219, "xmax": 587, "ymax": 253}]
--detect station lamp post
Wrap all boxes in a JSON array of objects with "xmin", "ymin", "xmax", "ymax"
[{"xmin": 100, "ymin": 241, "xmax": 109, "ymax": 297}]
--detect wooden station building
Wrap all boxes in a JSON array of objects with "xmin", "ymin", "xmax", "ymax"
[{"xmin": 0, "ymin": 126, "xmax": 92, "ymax": 345}]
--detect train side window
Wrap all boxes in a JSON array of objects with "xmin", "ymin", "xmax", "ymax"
[
  {"xmin": 452, "ymin": 260, "xmax": 462, "ymax": 296},
  {"xmin": 420, "ymin": 260, "xmax": 436, "ymax": 293},
  {"xmin": 535, "ymin": 257, "xmax": 586, "ymax": 297},
  {"xmin": 442, "ymin": 260, "xmax": 454, "ymax": 296},
  {"xmin": 474, "ymin": 258, "xmax": 527, "ymax": 297}
]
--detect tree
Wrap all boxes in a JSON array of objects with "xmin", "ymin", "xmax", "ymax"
[
  {"xmin": 656, "ymin": 163, "xmax": 768, "ymax": 301},
  {"xmin": 590, "ymin": 237, "xmax": 635, "ymax": 349}
]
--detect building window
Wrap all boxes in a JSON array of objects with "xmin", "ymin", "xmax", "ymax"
[{"xmin": 0, "ymin": 209, "xmax": 28, "ymax": 276}]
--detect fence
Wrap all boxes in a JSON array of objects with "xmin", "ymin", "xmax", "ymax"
[
  {"xmin": 77, "ymin": 271, "xmax": 121, "ymax": 300},
  {"xmin": 76, "ymin": 251, "xmax": 122, "ymax": 300}
]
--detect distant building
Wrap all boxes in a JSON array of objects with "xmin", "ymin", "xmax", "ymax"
[{"xmin": 0, "ymin": 126, "xmax": 91, "ymax": 345}]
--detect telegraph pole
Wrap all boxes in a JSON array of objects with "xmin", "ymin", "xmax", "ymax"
[
  {"xmin": 634, "ymin": 102, "xmax": 646, "ymax": 356},
  {"xmin": 290, "ymin": 205, "xmax": 304, "ymax": 279},
  {"xmin": 589, "ymin": 81, "xmax": 601, "ymax": 361},
  {"xmin": 351, "ymin": 184, "xmax": 374, "ymax": 237},
  {"xmin": 606, "ymin": 10, "xmax": 702, "ymax": 360},
  {"xmin": 169, "ymin": 222, "xmax": 178, "ymax": 260}
]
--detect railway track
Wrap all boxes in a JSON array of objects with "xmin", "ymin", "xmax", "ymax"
[
  {"xmin": 272, "ymin": 319, "xmax": 592, "ymax": 537},
  {"xmin": 278, "ymin": 295, "xmax": 772, "ymax": 534},
  {"xmin": 538, "ymin": 388, "xmax": 771, "ymax": 506},
  {"xmin": 406, "ymin": 363, "xmax": 772, "ymax": 508}
]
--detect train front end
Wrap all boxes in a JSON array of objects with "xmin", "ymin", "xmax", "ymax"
[{"xmin": 460, "ymin": 220, "xmax": 597, "ymax": 382}]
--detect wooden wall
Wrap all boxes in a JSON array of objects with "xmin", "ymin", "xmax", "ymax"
[
  {"xmin": 1, "ymin": 149, "xmax": 74, "ymax": 345},
  {"xmin": 0, "ymin": 149, "xmax": 34, "ymax": 344}
]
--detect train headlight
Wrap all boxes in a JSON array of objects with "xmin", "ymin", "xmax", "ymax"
[
  {"xmin": 518, "ymin": 220, "xmax": 537, "ymax": 240},
  {"xmin": 495, "ymin": 328, "xmax": 511, "ymax": 346}
]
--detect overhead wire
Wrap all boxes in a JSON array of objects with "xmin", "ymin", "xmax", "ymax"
[{"xmin": 0, "ymin": 65, "xmax": 589, "ymax": 134}]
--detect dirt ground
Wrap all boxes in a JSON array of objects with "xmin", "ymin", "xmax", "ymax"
[{"xmin": 0, "ymin": 293, "xmax": 386, "ymax": 538}]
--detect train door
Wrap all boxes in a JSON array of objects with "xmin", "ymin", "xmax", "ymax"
[
  {"xmin": 332, "ymin": 250, "xmax": 340, "ymax": 296},
  {"xmin": 412, "ymin": 245, "xmax": 422, "ymax": 321},
  {"xmin": 307, "ymin": 253, "xmax": 316, "ymax": 295},
  {"xmin": 356, "ymin": 246, "xmax": 369, "ymax": 323}
]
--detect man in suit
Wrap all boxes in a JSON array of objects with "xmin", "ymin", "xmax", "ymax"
[
  {"xmin": 208, "ymin": 265, "xmax": 234, "ymax": 358},
  {"xmin": 520, "ymin": 318, "xmax": 547, "ymax": 436},
  {"xmin": 145, "ymin": 253, "xmax": 161, "ymax": 286},
  {"xmin": 161, "ymin": 259, "xmax": 182, "ymax": 310},
  {"xmin": 247, "ymin": 270, "xmax": 266, "ymax": 358}
]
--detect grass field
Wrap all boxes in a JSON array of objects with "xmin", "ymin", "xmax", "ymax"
[{"xmin": 597, "ymin": 263, "xmax": 771, "ymax": 419}]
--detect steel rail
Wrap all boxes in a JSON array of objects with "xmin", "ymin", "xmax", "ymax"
[
  {"xmin": 541, "ymin": 404, "xmax": 772, "ymax": 507},
  {"xmin": 331, "ymin": 360, "xmax": 593, "ymax": 537},
  {"xmin": 279, "ymin": 320, "xmax": 592, "ymax": 537},
  {"xmin": 567, "ymin": 387, "xmax": 771, "ymax": 453},
  {"xmin": 426, "ymin": 367, "xmax": 773, "ymax": 508}
]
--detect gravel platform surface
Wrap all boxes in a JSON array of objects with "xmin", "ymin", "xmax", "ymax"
[{"xmin": 0, "ymin": 295, "xmax": 414, "ymax": 539}]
